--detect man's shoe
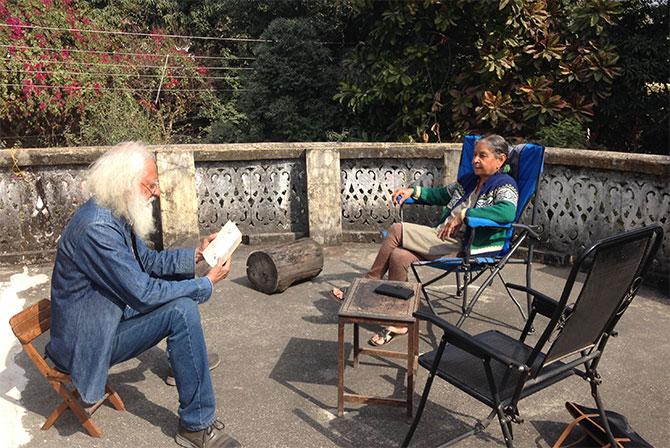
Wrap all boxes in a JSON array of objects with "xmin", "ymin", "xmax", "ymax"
[
  {"xmin": 166, "ymin": 352, "xmax": 221, "ymax": 386},
  {"xmin": 175, "ymin": 419, "xmax": 240, "ymax": 448}
]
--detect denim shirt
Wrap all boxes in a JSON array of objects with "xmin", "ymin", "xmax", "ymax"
[{"xmin": 46, "ymin": 198, "xmax": 213, "ymax": 403}]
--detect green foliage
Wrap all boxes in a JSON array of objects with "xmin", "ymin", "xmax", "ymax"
[
  {"xmin": 590, "ymin": 1, "xmax": 668, "ymax": 154},
  {"xmin": 237, "ymin": 18, "xmax": 341, "ymax": 141},
  {"xmin": 202, "ymin": 95, "xmax": 249, "ymax": 143},
  {"xmin": 1, "ymin": 0, "xmax": 220, "ymax": 147},
  {"xmin": 71, "ymin": 92, "xmax": 163, "ymax": 145},
  {"xmin": 534, "ymin": 117, "xmax": 586, "ymax": 148},
  {"xmin": 336, "ymin": 0, "xmax": 624, "ymax": 142},
  {"xmin": 4, "ymin": 0, "xmax": 666, "ymax": 153}
]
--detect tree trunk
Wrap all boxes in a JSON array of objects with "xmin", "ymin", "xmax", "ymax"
[{"xmin": 246, "ymin": 238, "xmax": 323, "ymax": 294}]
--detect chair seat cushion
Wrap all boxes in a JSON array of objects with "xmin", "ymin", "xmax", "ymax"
[{"xmin": 419, "ymin": 330, "xmax": 572, "ymax": 407}]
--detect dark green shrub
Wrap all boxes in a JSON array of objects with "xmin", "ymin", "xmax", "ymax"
[
  {"xmin": 534, "ymin": 118, "xmax": 587, "ymax": 148},
  {"xmin": 237, "ymin": 18, "xmax": 340, "ymax": 141}
]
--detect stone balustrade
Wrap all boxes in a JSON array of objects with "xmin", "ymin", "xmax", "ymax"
[{"xmin": 1, "ymin": 142, "xmax": 668, "ymax": 286}]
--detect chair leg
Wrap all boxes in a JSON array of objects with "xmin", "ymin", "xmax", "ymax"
[
  {"xmin": 460, "ymin": 271, "xmax": 469, "ymax": 315},
  {"xmin": 455, "ymin": 272, "xmax": 462, "ymax": 297},
  {"xmin": 51, "ymin": 381, "xmax": 103, "ymax": 437},
  {"xmin": 497, "ymin": 271, "xmax": 528, "ymax": 323},
  {"xmin": 434, "ymin": 409, "xmax": 497, "ymax": 447},
  {"xmin": 401, "ymin": 369, "xmax": 438, "ymax": 448},
  {"xmin": 495, "ymin": 405, "xmax": 514, "ymax": 448},
  {"xmin": 591, "ymin": 382, "xmax": 620, "ymax": 448},
  {"xmin": 412, "ymin": 264, "xmax": 437, "ymax": 315},
  {"xmin": 41, "ymin": 400, "xmax": 68, "ymax": 430},
  {"xmin": 105, "ymin": 384, "xmax": 126, "ymax": 411}
]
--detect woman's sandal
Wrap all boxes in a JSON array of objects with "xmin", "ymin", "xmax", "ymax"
[{"xmin": 368, "ymin": 328, "xmax": 407, "ymax": 347}]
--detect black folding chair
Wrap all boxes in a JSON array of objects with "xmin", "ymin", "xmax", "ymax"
[
  {"xmin": 401, "ymin": 135, "xmax": 544, "ymax": 327},
  {"xmin": 402, "ymin": 224, "xmax": 663, "ymax": 448}
]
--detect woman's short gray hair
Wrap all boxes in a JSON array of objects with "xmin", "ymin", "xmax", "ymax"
[{"xmin": 477, "ymin": 134, "xmax": 509, "ymax": 159}]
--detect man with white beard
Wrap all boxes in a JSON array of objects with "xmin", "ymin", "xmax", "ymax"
[{"xmin": 46, "ymin": 142, "xmax": 240, "ymax": 448}]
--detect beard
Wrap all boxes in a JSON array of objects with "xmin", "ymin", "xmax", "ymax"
[{"xmin": 126, "ymin": 190, "xmax": 156, "ymax": 241}]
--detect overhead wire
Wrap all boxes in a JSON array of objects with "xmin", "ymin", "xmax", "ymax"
[
  {"xmin": 1, "ymin": 83, "xmax": 247, "ymax": 92},
  {"xmin": 0, "ymin": 23, "xmax": 347, "ymax": 45},
  {"xmin": 0, "ymin": 23, "xmax": 271, "ymax": 43},
  {"xmin": 1, "ymin": 57, "xmax": 254, "ymax": 70},
  {"xmin": 0, "ymin": 68, "xmax": 242, "ymax": 81},
  {"xmin": 0, "ymin": 44, "xmax": 256, "ymax": 60}
]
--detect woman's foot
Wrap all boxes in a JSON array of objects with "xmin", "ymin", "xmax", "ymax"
[
  {"xmin": 331, "ymin": 287, "xmax": 347, "ymax": 301},
  {"xmin": 368, "ymin": 326, "xmax": 408, "ymax": 346}
]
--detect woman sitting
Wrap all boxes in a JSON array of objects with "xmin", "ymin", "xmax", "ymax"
[{"xmin": 332, "ymin": 134, "xmax": 519, "ymax": 346}]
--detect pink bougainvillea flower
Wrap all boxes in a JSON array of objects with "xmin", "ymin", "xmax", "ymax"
[
  {"xmin": 22, "ymin": 79, "xmax": 35, "ymax": 96},
  {"xmin": 6, "ymin": 16, "xmax": 26, "ymax": 39},
  {"xmin": 35, "ymin": 33, "xmax": 48, "ymax": 46},
  {"xmin": 151, "ymin": 33, "xmax": 164, "ymax": 45}
]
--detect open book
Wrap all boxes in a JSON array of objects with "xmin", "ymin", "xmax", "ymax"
[{"xmin": 202, "ymin": 220, "xmax": 242, "ymax": 267}]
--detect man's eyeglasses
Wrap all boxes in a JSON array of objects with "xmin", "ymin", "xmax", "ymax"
[{"xmin": 142, "ymin": 180, "xmax": 160, "ymax": 196}]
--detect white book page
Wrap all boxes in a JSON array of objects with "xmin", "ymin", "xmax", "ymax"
[{"xmin": 202, "ymin": 221, "xmax": 242, "ymax": 267}]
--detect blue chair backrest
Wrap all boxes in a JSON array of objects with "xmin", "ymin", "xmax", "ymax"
[
  {"xmin": 509, "ymin": 142, "xmax": 545, "ymax": 222},
  {"xmin": 456, "ymin": 135, "xmax": 480, "ymax": 180},
  {"xmin": 457, "ymin": 135, "xmax": 545, "ymax": 254}
]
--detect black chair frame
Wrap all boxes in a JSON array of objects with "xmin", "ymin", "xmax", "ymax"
[{"xmin": 402, "ymin": 225, "xmax": 663, "ymax": 448}]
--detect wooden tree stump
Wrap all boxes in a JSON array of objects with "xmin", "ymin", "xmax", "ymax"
[{"xmin": 246, "ymin": 238, "xmax": 324, "ymax": 294}]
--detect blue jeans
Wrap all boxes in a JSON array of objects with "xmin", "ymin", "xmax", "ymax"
[{"xmin": 110, "ymin": 298, "xmax": 216, "ymax": 431}]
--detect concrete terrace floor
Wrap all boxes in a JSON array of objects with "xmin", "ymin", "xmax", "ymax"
[{"xmin": 1, "ymin": 242, "xmax": 669, "ymax": 448}]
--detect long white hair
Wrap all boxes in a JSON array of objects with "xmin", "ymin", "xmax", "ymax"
[{"xmin": 86, "ymin": 142, "xmax": 156, "ymax": 239}]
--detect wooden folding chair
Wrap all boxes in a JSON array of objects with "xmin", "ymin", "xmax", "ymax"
[{"xmin": 9, "ymin": 299, "xmax": 125, "ymax": 437}]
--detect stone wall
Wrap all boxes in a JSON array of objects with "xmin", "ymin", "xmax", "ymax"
[{"xmin": 1, "ymin": 143, "xmax": 668, "ymax": 285}]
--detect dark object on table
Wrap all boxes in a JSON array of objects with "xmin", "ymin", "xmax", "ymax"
[
  {"xmin": 374, "ymin": 283, "xmax": 414, "ymax": 300},
  {"xmin": 246, "ymin": 238, "xmax": 323, "ymax": 294}
]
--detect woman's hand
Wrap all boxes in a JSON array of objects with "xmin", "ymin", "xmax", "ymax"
[
  {"xmin": 195, "ymin": 233, "xmax": 217, "ymax": 263},
  {"xmin": 206, "ymin": 257, "xmax": 231, "ymax": 285},
  {"xmin": 392, "ymin": 187, "xmax": 415, "ymax": 206},
  {"xmin": 437, "ymin": 216, "xmax": 463, "ymax": 240}
]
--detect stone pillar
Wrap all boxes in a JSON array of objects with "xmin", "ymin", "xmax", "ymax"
[
  {"xmin": 306, "ymin": 148, "xmax": 342, "ymax": 245},
  {"xmin": 155, "ymin": 150, "xmax": 200, "ymax": 248},
  {"xmin": 443, "ymin": 148, "xmax": 460, "ymax": 184}
]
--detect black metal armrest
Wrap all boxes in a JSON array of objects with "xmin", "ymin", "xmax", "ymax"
[
  {"xmin": 414, "ymin": 310, "xmax": 528, "ymax": 371},
  {"xmin": 506, "ymin": 283, "xmax": 559, "ymax": 318},
  {"xmin": 511, "ymin": 223, "xmax": 542, "ymax": 240}
]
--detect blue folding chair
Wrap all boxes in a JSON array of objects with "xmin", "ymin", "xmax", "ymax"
[{"xmin": 401, "ymin": 135, "xmax": 545, "ymax": 327}]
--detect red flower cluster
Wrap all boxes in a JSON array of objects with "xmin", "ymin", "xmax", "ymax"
[
  {"xmin": 1, "ymin": 0, "xmax": 214, "ymax": 145},
  {"xmin": 6, "ymin": 16, "xmax": 27, "ymax": 39}
]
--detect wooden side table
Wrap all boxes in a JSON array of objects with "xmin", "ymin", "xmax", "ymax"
[{"xmin": 337, "ymin": 278, "xmax": 421, "ymax": 417}]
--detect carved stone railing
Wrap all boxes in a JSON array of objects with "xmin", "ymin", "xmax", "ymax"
[{"xmin": 1, "ymin": 143, "xmax": 668, "ymax": 286}]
